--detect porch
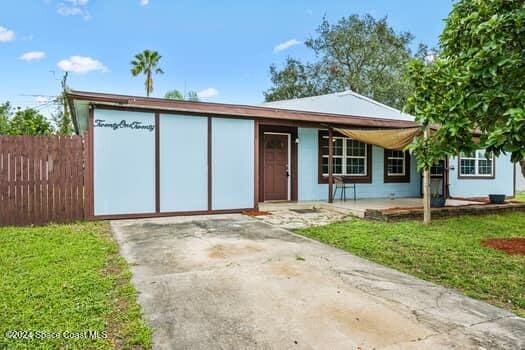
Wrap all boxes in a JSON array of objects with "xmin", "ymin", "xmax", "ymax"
[
  {"xmin": 258, "ymin": 197, "xmax": 479, "ymax": 219},
  {"xmin": 258, "ymin": 197, "xmax": 525, "ymax": 225}
]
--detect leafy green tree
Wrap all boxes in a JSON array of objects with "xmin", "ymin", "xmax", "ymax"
[
  {"xmin": 164, "ymin": 89, "xmax": 184, "ymax": 100},
  {"xmin": 131, "ymin": 50, "xmax": 164, "ymax": 97},
  {"xmin": 265, "ymin": 58, "xmax": 326, "ymax": 102},
  {"xmin": 0, "ymin": 102, "xmax": 11, "ymax": 135},
  {"xmin": 8, "ymin": 108, "xmax": 53, "ymax": 136},
  {"xmin": 265, "ymin": 15, "xmax": 415, "ymax": 109},
  {"xmin": 164, "ymin": 89, "xmax": 200, "ymax": 101},
  {"xmin": 406, "ymin": 0, "xmax": 525, "ymax": 169}
]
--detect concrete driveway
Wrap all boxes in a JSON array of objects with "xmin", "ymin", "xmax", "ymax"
[{"xmin": 111, "ymin": 214, "xmax": 525, "ymax": 350}]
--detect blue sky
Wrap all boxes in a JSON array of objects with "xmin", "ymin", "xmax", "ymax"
[{"xmin": 0, "ymin": 0, "xmax": 453, "ymax": 118}]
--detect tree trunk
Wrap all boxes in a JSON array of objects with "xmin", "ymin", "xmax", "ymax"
[
  {"xmin": 146, "ymin": 71, "xmax": 152, "ymax": 97},
  {"xmin": 423, "ymin": 128, "xmax": 431, "ymax": 224},
  {"xmin": 423, "ymin": 166, "xmax": 431, "ymax": 224},
  {"xmin": 328, "ymin": 127, "xmax": 334, "ymax": 203}
]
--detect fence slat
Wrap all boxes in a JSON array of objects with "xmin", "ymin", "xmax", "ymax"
[{"xmin": 0, "ymin": 135, "xmax": 86, "ymax": 226}]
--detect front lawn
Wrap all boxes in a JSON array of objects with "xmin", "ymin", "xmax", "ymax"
[
  {"xmin": 0, "ymin": 222, "xmax": 152, "ymax": 349},
  {"xmin": 516, "ymin": 192, "xmax": 525, "ymax": 202},
  {"xmin": 298, "ymin": 212, "xmax": 525, "ymax": 317}
]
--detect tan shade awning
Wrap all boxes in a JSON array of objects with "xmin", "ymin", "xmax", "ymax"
[{"xmin": 335, "ymin": 127, "xmax": 422, "ymax": 150}]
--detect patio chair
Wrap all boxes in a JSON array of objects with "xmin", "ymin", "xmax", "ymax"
[{"xmin": 333, "ymin": 176, "xmax": 356, "ymax": 201}]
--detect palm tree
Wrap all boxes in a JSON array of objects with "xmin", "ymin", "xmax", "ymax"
[
  {"xmin": 164, "ymin": 89, "xmax": 200, "ymax": 101},
  {"xmin": 131, "ymin": 50, "xmax": 164, "ymax": 97},
  {"xmin": 186, "ymin": 90, "xmax": 200, "ymax": 101}
]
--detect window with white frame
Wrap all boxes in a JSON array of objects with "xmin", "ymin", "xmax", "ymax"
[
  {"xmin": 320, "ymin": 135, "xmax": 367, "ymax": 176},
  {"xmin": 459, "ymin": 150, "xmax": 494, "ymax": 177},
  {"xmin": 386, "ymin": 150, "xmax": 406, "ymax": 176},
  {"xmin": 430, "ymin": 161, "xmax": 445, "ymax": 176}
]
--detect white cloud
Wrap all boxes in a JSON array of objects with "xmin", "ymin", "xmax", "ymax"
[
  {"xmin": 0, "ymin": 26, "xmax": 15, "ymax": 42},
  {"xmin": 273, "ymin": 39, "xmax": 301, "ymax": 53},
  {"xmin": 57, "ymin": 56, "xmax": 108, "ymax": 74},
  {"xmin": 35, "ymin": 96, "xmax": 52, "ymax": 104},
  {"xmin": 20, "ymin": 51, "xmax": 46, "ymax": 62},
  {"xmin": 197, "ymin": 88, "xmax": 219, "ymax": 99},
  {"xmin": 57, "ymin": 0, "xmax": 91, "ymax": 20},
  {"xmin": 140, "ymin": 0, "xmax": 150, "ymax": 5}
]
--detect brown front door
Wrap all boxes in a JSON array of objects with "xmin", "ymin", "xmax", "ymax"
[{"xmin": 263, "ymin": 133, "xmax": 289, "ymax": 201}]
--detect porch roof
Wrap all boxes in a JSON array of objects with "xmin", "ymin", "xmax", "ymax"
[{"xmin": 67, "ymin": 90, "xmax": 420, "ymax": 135}]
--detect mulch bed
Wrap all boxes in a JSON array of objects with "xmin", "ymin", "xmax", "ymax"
[
  {"xmin": 242, "ymin": 210, "xmax": 271, "ymax": 217},
  {"xmin": 482, "ymin": 238, "xmax": 525, "ymax": 255}
]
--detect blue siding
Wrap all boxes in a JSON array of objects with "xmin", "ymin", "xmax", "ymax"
[
  {"xmin": 212, "ymin": 118, "xmax": 254, "ymax": 210},
  {"xmin": 297, "ymin": 127, "xmax": 421, "ymax": 200},
  {"xmin": 93, "ymin": 109, "xmax": 156, "ymax": 215},
  {"xmin": 448, "ymin": 155, "xmax": 514, "ymax": 197},
  {"xmin": 159, "ymin": 114, "xmax": 208, "ymax": 212}
]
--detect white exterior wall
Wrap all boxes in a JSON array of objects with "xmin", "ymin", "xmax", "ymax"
[
  {"xmin": 516, "ymin": 165, "xmax": 525, "ymax": 192},
  {"xmin": 93, "ymin": 109, "xmax": 156, "ymax": 215},
  {"xmin": 448, "ymin": 154, "xmax": 514, "ymax": 197},
  {"xmin": 93, "ymin": 109, "xmax": 256, "ymax": 216},
  {"xmin": 159, "ymin": 114, "xmax": 208, "ymax": 212},
  {"xmin": 211, "ymin": 117, "xmax": 254, "ymax": 210}
]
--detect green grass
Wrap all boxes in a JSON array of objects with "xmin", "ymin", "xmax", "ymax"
[
  {"xmin": 0, "ymin": 222, "xmax": 152, "ymax": 350},
  {"xmin": 298, "ymin": 213, "xmax": 525, "ymax": 317},
  {"xmin": 516, "ymin": 192, "xmax": 525, "ymax": 202}
]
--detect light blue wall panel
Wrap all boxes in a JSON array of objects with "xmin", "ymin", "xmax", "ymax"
[
  {"xmin": 212, "ymin": 118, "xmax": 254, "ymax": 210},
  {"xmin": 159, "ymin": 114, "xmax": 208, "ymax": 212},
  {"xmin": 297, "ymin": 127, "xmax": 421, "ymax": 200},
  {"xmin": 94, "ymin": 109, "xmax": 155, "ymax": 215},
  {"xmin": 448, "ymin": 155, "xmax": 514, "ymax": 197}
]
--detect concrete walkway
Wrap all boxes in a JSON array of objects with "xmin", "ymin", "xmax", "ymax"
[{"xmin": 111, "ymin": 214, "xmax": 525, "ymax": 350}]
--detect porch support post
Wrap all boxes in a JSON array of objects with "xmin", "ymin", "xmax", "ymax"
[
  {"xmin": 328, "ymin": 127, "xmax": 334, "ymax": 203},
  {"xmin": 423, "ymin": 127, "xmax": 431, "ymax": 224}
]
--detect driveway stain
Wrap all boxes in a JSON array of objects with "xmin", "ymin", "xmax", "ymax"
[{"xmin": 208, "ymin": 243, "xmax": 265, "ymax": 259}]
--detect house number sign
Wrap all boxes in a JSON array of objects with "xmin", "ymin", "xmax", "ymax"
[{"xmin": 94, "ymin": 119, "xmax": 155, "ymax": 132}]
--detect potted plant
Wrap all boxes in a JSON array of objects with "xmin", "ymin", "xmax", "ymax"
[
  {"xmin": 430, "ymin": 183, "xmax": 446, "ymax": 208},
  {"xmin": 488, "ymin": 194, "xmax": 506, "ymax": 204}
]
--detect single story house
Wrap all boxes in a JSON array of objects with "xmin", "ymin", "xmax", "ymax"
[{"xmin": 67, "ymin": 90, "xmax": 516, "ymax": 219}]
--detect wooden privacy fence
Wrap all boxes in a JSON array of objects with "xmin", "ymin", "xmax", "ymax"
[{"xmin": 0, "ymin": 136, "xmax": 85, "ymax": 226}]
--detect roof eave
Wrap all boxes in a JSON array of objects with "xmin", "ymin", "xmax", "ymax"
[{"xmin": 66, "ymin": 90, "xmax": 420, "ymax": 129}]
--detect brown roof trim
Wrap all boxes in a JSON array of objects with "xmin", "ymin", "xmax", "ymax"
[{"xmin": 66, "ymin": 90, "xmax": 420, "ymax": 129}]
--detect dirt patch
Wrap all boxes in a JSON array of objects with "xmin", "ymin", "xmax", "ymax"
[
  {"xmin": 242, "ymin": 210, "xmax": 271, "ymax": 217},
  {"xmin": 482, "ymin": 238, "xmax": 525, "ymax": 255},
  {"xmin": 208, "ymin": 243, "xmax": 264, "ymax": 259}
]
